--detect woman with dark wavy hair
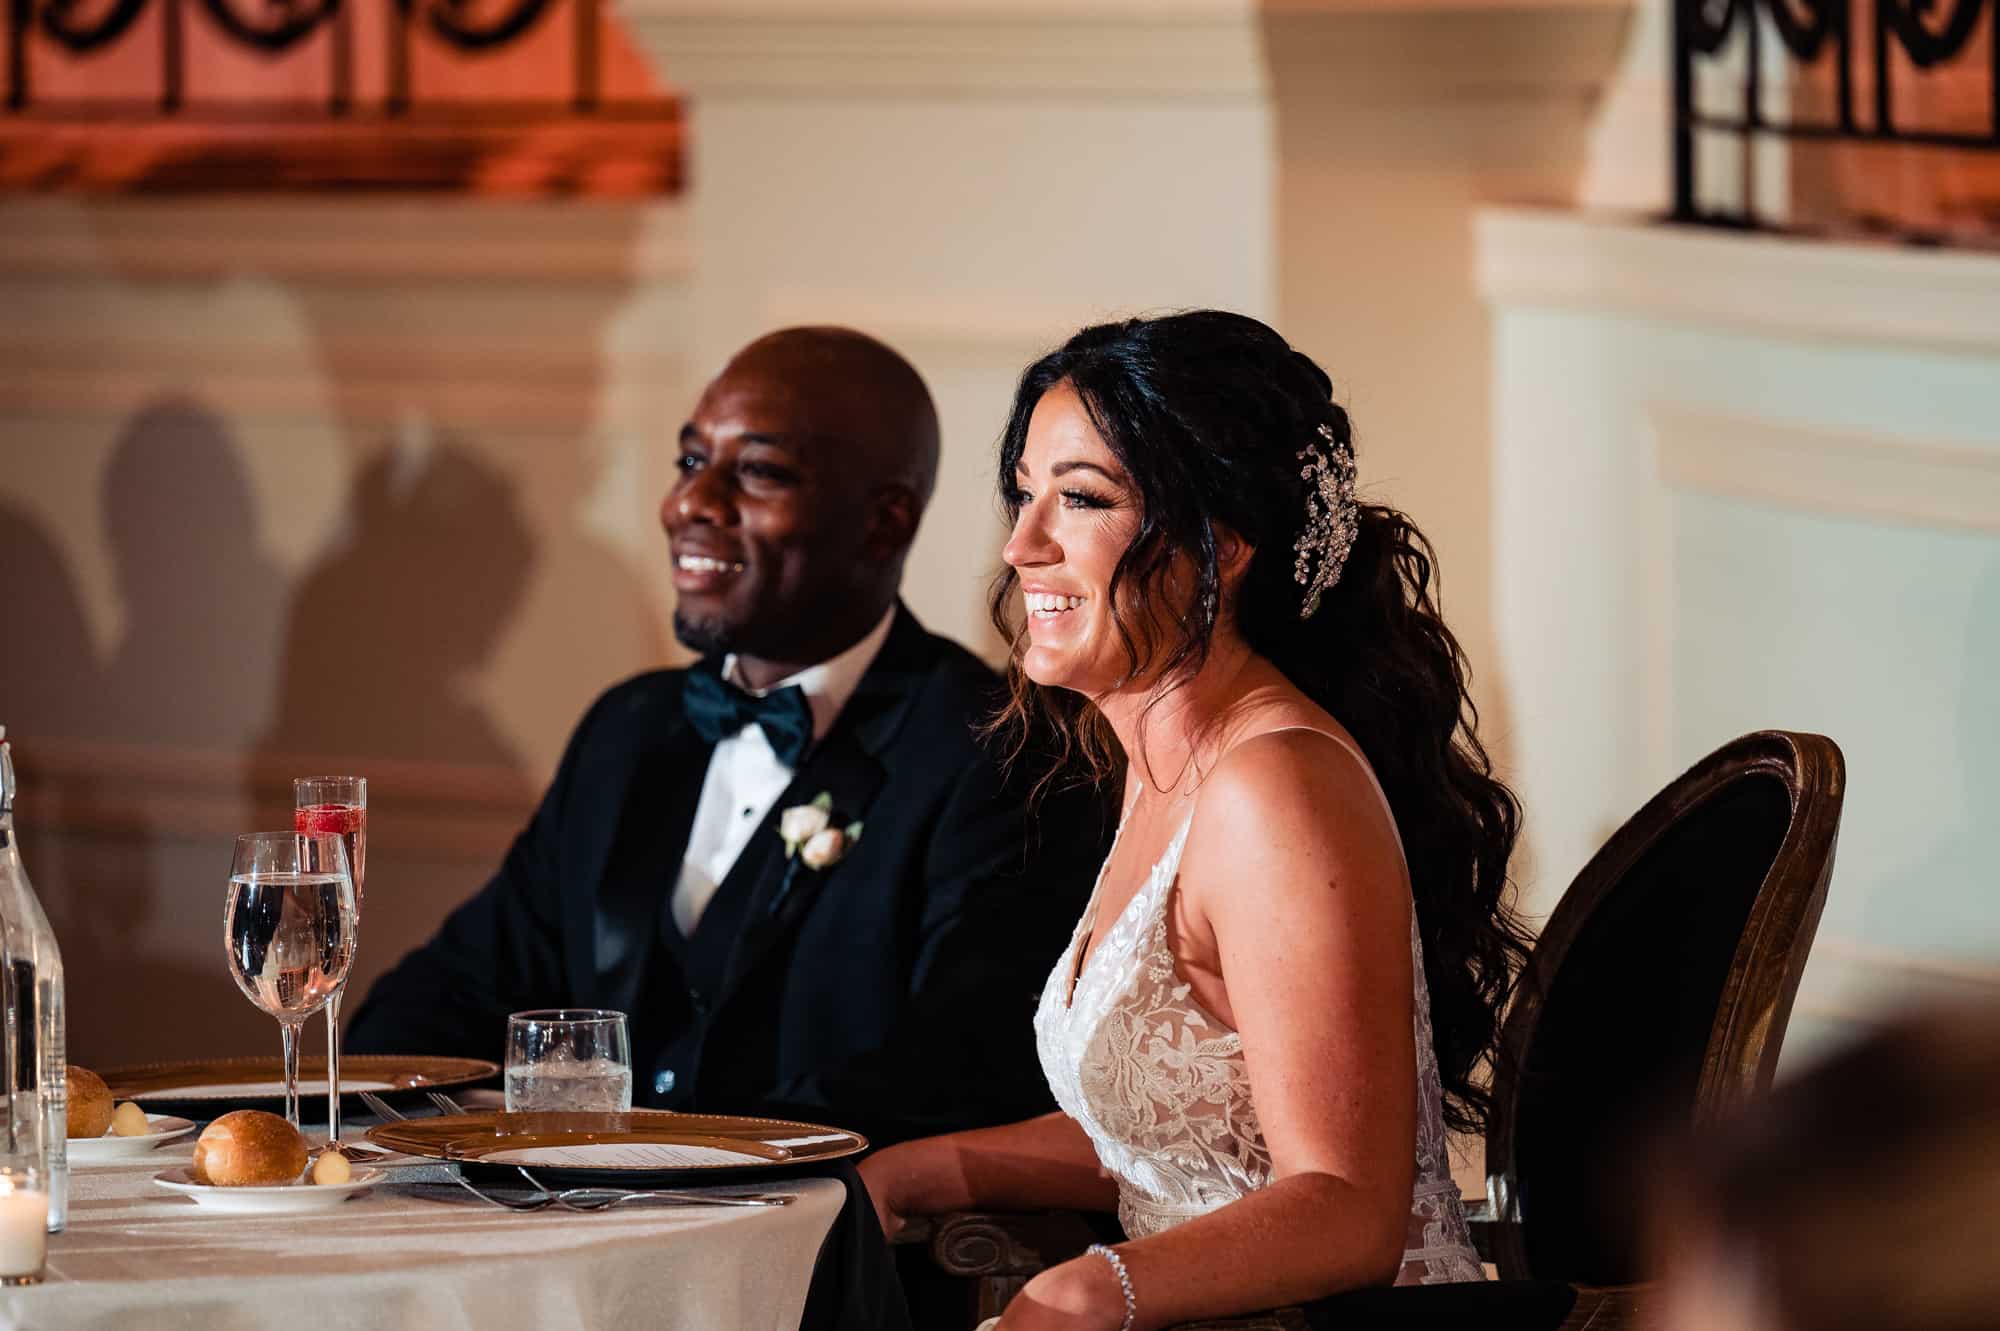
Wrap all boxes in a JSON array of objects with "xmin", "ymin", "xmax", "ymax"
[{"xmin": 858, "ymin": 311, "xmax": 1531, "ymax": 1329}]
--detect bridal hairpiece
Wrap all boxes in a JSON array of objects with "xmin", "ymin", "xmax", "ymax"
[{"xmin": 1291, "ymin": 421, "xmax": 1359, "ymax": 619}]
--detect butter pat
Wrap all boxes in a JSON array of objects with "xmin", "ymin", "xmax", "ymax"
[{"xmin": 311, "ymin": 1150, "xmax": 352, "ymax": 1186}]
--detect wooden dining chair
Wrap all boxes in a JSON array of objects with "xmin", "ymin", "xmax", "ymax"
[
  {"xmin": 898, "ymin": 729, "xmax": 1846, "ymax": 1331},
  {"xmin": 1474, "ymin": 728, "xmax": 1844, "ymax": 1285}
]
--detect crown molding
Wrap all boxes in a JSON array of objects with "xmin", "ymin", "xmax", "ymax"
[
  {"xmin": 618, "ymin": 0, "xmax": 1630, "ymax": 101},
  {"xmin": 0, "ymin": 196, "xmax": 692, "ymax": 285},
  {"xmin": 1650, "ymin": 402, "xmax": 2000, "ymax": 536},
  {"xmin": 1477, "ymin": 206, "xmax": 2000, "ymax": 354},
  {"xmin": 618, "ymin": 1, "xmax": 1267, "ymax": 98}
]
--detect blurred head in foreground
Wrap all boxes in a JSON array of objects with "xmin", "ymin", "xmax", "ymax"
[{"xmin": 1655, "ymin": 1003, "xmax": 2000, "ymax": 1331}]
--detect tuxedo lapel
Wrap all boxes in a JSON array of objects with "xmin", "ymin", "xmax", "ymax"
[
  {"xmin": 589, "ymin": 712, "xmax": 712, "ymax": 1014},
  {"xmin": 707, "ymin": 605, "xmax": 932, "ymax": 1003}
]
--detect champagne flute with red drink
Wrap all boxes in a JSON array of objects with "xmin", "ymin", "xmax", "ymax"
[{"xmin": 294, "ymin": 777, "xmax": 366, "ymax": 1142}]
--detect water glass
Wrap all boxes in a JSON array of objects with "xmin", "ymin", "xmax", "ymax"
[
  {"xmin": 504, "ymin": 1010, "xmax": 632, "ymax": 1112},
  {"xmin": 224, "ymin": 832, "xmax": 358, "ymax": 1130}
]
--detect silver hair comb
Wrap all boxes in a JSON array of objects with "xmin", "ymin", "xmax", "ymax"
[{"xmin": 1292, "ymin": 422, "xmax": 1359, "ymax": 619}]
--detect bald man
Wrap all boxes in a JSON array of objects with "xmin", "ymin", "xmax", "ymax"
[{"xmin": 348, "ymin": 329, "xmax": 1108, "ymax": 1146}]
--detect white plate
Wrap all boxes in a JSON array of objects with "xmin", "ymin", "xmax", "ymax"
[
  {"xmin": 153, "ymin": 1166, "xmax": 382, "ymax": 1213},
  {"xmin": 68, "ymin": 1113, "xmax": 197, "ymax": 1164}
]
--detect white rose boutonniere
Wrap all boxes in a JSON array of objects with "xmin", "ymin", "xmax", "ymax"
[
  {"xmin": 779, "ymin": 791, "xmax": 863, "ymax": 868},
  {"xmin": 779, "ymin": 801, "xmax": 830, "ymax": 849},
  {"xmin": 800, "ymin": 827, "xmax": 847, "ymax": 870}
]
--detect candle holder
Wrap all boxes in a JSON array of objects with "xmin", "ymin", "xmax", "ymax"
[{"xmin": 0, "ymin": 1167, "xmax": 47, "ymax": 1285}]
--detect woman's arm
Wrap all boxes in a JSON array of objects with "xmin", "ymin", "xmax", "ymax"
[
  {"xmin": 999, "ymin": 729, "xmax": 1419, "ymax": 1330},
  {"xmin": 860, "ymin": 1110, "xmax": 1118, "ymax": 1239}
]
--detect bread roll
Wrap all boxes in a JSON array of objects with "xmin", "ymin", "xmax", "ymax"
[
  {"xmin": 190, "ymin": 1110, "xmax": 307, "ymax": 1187},
  {"xmin": 66, "ymin": 1066, "xmax": 114, "ymax": 1139}
]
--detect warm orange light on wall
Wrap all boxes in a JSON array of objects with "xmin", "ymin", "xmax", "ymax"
[{"xmin": 1, "ymin": 0, "xmax": 683, "ymax": 195}]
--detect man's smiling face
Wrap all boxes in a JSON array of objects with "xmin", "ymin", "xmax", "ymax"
[
  {"xmin": 663, "ymin": 369, "xmax": 859, "ymax": 664},
  {"xmin": 659, "ymin": 329, "xmax": 939, "ymax": 687}
]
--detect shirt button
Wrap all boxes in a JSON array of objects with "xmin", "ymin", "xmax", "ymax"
[{"xmin": 654, "ymin": 1069, "xmax": 676, "ymax": 1095}]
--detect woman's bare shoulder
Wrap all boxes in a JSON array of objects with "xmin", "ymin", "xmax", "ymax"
[
  {"xmin": 1176, "ymin": 729, "xmax": 1411, "ymax": 978},
  {"xmin": 1196, "ymin": 724, "xmax": 1381, "ymax": 833}
]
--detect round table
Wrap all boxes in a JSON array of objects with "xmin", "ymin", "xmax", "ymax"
[{"xmin": 5, "ymin": 1148, "xmax": 845, "ymax": 1331}]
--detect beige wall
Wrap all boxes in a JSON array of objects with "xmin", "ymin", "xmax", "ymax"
[{"xmin": 0, "ymin": 0, "xmax": 1634, "ymax": 1072}]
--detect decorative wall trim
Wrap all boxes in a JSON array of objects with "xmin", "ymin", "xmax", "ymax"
[
  {"xmin": 11, "ymin": 739, "xmax": 534, "ymax": 861},
  {"xmin": 1792, "ymin": 936, "xmax": 2000, "ymax": 1025},
  {"xmin": 0, "ymin": 197, "xmax": 693, "ymax": 285},
  {"xmin": 1650, "ymin": 402, "xmax": 2000, "ymax": 536},
  {"xmin": 622, "ymin": 0, "xmax": 1629, "ymax": 103},
  {"xmin": 620, "ymin": 3, "xmax": 1267, "ymax": 98},
  {"xmin": 1476, "ymin": 207, "xmax": 2000, "ymax": 353}
]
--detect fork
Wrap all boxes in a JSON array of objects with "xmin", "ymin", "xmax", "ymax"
[{"xmin": 358, "ymin": 1090, "xmax": 407, "ymax": 1122}]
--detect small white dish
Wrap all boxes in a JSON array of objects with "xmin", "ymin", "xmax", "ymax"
[
  {"xmin": 69, "ymin": 1114, "xmax": 197, "ymax": 1164},
  {"xmin": 153, "ymin": 1165, "xmax": 382, "ymax": 1213}
]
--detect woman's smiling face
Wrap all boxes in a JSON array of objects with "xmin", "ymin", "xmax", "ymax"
[{"xmin": 1002, "ymin": 381, "xmax": 1145, "ymax": 695}]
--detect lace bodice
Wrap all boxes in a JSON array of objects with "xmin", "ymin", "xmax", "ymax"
[{"xmin": 1031, "ymin": 774, "xmax": 1484, "ymax": 1285}]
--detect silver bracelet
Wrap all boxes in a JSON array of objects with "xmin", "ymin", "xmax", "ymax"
[{"xmin": 1085, "ymin": 1243, "xmax": 1136, "ymax": 1331}]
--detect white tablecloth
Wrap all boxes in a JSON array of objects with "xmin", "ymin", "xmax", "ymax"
[{"xmin": 1, "ymin": 1149, "xmax": 845, "ymax": 1331}]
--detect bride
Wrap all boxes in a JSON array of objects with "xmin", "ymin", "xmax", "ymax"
[{"xmin": 858, "ymin": 311, "xmax": 1531, "ymax": 1329}]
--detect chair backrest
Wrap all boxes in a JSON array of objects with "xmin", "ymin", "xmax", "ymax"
[{"xmin": 1483, "ymin": 730, "xmax": 1845, "ymax": 1284}]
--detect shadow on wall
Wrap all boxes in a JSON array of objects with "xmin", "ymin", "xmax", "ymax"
[
  {"xmin": 260, "ymin": 442, "xmax": 536, "ymax": 769},
  {"xmin": 0, "ymin": 401, "xmax": 287, "ymax": 749},
  {"xmin": 1, "ymin": 419, "xmax": 573, "ymax": 1064},
  {"xmin": 4, "ymin": 188, "xmax": 678, "ymax": 1063},
  {"xmin": 97, "ymin": 400, "xmax": 289, "ymax": 747},
  {"xmin": 7, "ymin": 405, "xmax": 294, "ymax": 1064},
  {"xmin": 0, "ymin": 502, "xmax": 100, "ymax": 740}
]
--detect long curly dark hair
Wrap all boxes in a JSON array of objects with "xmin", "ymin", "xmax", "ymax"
[{"xmin": 989, "ymin": 310, "xmax": 1530, "ymax": 1134}]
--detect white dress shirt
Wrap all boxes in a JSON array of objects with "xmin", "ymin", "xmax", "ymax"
[{"xmin": 669, "ymin": 606, "xmax": 897, "ymax": 935}]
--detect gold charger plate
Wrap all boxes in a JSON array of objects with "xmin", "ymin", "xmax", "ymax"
[
  {"xmin": 367, "ymin": 1109, "xmax": 867, "ymax": 1180},
  {"xmin": 101, "ymin": 1055, "xmax": 499, "ymax": 1119}
]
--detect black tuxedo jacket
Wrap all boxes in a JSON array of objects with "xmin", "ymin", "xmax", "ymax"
[{"xmin": 348, "ymin": 605, "xmax": 1110, "ymax": 1145}]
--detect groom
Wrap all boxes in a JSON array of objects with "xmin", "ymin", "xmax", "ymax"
[{"xmin": 347, "ymin": 327, "xmax": 1106, "ymax": 1146}]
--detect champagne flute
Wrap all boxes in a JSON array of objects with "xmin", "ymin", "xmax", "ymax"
[
  {"xmin": 295, "ymin": 777, "xmax": 366, "ymax": 1143},
  {"xmin": 224, "ymin": 832, "xmax": 357, "ymax": 1131}
]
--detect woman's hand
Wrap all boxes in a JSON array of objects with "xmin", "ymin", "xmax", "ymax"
[{"xmin": 992, "ymin": 1254, "xmax": 1132, "ymax": 1331}]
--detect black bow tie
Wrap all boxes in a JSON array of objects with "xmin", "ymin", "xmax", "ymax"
[{"xmin": 683, "ymin": 664, "xmax": 814, "ymax": 766}]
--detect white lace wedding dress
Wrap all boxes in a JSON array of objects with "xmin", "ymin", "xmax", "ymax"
[{"xmin": 1029, "ymin": 761, "xmax": 1484, "ymax": 1291}]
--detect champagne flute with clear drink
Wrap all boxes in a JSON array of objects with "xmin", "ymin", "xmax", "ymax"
[
  {"xmin": 224, "ymin": 832, "xmax": 357, "ymax": 1131},
  {"xmin": 294, "ymin": 778, "xmax": 365, "ymax": 1142}
]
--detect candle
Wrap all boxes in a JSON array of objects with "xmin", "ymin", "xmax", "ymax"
[{"xmin": 0, "ymin": 1184, "xmax": 47, "ymax": 1284}]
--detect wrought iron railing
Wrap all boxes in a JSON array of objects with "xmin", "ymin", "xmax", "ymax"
[
  {"xmin": 1, "ymin": 0, "xmax": 682, "ymax": 191},
  {"xmin": 6, "ymin": 0, "xmax": 625, "ymax": 114},
  {"xmin": 1672, "ymin": 0, "xmax": 1999, "ymax": 228}
]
